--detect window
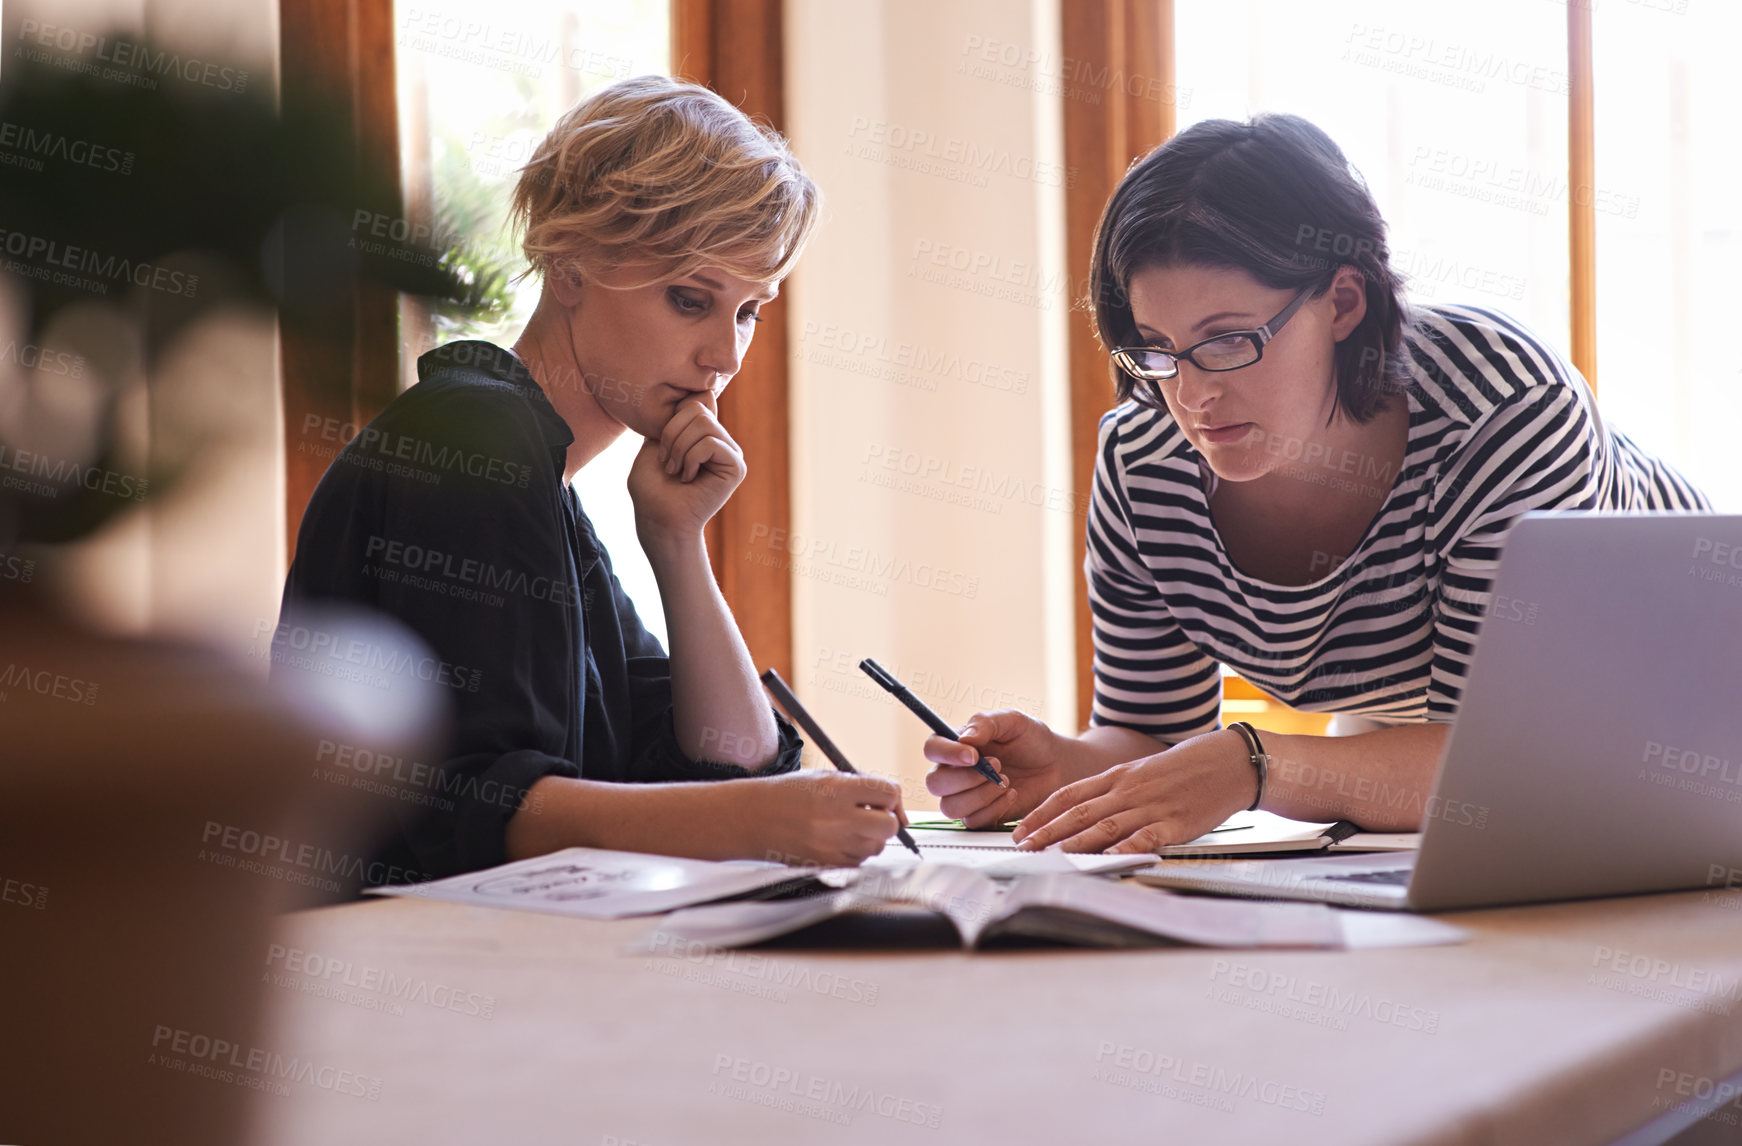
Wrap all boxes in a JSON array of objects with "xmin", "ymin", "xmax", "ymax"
[
  {"xmin": 1593, "ymin": 1, "xmax": 1741, "ymax": 511},
  {"xmin": 394, "ymin": 0, "xmax": 673, "ymax": 640},
  {"xmin": 1166, "ymin": 1, "xmax": 1693, "ymax": 734},
  {"xmin": 1176, "ymin": 0, "xmax": 1572, "ymax": 353}
]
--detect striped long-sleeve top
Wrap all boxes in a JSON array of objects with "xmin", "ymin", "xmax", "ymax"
[{"xmin": 1087, "ymin": 303, "xmax": 1710, "ymax": 739}]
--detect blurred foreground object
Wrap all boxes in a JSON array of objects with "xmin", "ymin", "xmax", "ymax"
[
  {"xmin": 0, "ymin": 593, "xmax": 443, "ymax": 1144},
  {"xmin": 0, "ymin": 30, "xmax": 484, "ymax": 1144}
]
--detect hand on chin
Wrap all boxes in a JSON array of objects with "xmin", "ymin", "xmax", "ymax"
[{"xmin": 626, "ymin": 393, "xmax": 744, "ymax": 547}]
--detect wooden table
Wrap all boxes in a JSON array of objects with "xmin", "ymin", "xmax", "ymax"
[{"xmin": 248, "ymin": 885, "xmax": 1742, "ymax": 1146}]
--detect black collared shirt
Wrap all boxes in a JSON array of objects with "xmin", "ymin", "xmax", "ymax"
[{"xmin": 278, "ymin": 340, "xmax": 802, "ymax": 880}]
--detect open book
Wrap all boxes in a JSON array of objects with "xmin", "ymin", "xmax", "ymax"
[
  {"xmin": 902, "ymin": 810, "xmax": 1420, "ymax": 859},
  {"xmin": 632, "ymin": 864, "xmax": 1346, "ymax": 951}
]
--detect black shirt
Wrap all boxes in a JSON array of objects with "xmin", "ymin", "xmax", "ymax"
[{"xmin": 277, "ymin": 340, "xmax": 802, "ymax": 880}]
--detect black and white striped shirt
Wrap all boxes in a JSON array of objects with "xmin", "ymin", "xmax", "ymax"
[{"xmin": 1087, "ymin": 303, "xmax": 1710, "ymax": 739}]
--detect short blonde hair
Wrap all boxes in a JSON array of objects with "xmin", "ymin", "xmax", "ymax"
[{"xmin": 510, "ymin": 75, "xmax": 820, "ymax": 289}]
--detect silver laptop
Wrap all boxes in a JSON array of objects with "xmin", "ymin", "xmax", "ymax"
[{"xmin": 1141, "ymin": 512, "xmax": 1742, "ymax": 912}]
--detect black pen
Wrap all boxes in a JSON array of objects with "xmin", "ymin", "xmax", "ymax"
[
  {"xmin": 759, "ymin": 669, "xmax": 921, "ymax": 857},
  {"xmin": 857, "ymin": 658, "xmax": 1006, "ymax": 789}
]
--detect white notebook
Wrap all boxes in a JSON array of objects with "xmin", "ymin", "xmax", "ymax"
[
  {"xmin": 903, "ymin": 810, "xmax": 1421, "ymax": 859},
  {"xmin": 869, "ymin": 832, "xmax": 1155, "ymax": 877}
]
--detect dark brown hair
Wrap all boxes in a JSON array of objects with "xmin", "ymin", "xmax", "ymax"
[{"xmin": 1088, "ymin": 114, "xmax": 1408, "ymax": 422}]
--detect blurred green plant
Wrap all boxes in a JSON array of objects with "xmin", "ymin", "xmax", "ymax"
[
  {"xmin": 418, "ymin": 69, "xmax": 549, "ymax": 345},
  {"xmin": 422, "ymin": 145, "xmax": 521, "ymax": 344},
  {"xmin": 0, "ymin": 44, "xmax": 503, "ymax": 546}
]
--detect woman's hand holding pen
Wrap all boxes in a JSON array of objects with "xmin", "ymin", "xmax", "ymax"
[
  {"xmin": 922, "ymin": 710, "xmax": 1066, "ymax": 828},
  {"xmin": 629, "ymin": 391, "xmax": 744, "ymax": 546},
  {"xmin": 743, "ymin": 771, "xmax": 907, "ymax": 868}
]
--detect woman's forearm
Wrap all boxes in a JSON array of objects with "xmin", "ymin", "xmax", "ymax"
[
  {"xmin": 1261, "ymin": 723, "xmax": 1449, "ymax": 830},
  {"xmin": 505, "ymin": 774, "xmax": 754, "ymax": 860},
  {"xmin": 643, "ymin": 530, "xmax": 781, "ymax": 768}
]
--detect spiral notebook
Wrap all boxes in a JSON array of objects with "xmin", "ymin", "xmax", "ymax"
[
  {"xmin": 898, "ymin": 810, "xmax": 1418, "ymax": 862},
  {"xmin": 865, "ymin": 834, "xmax": 1156, "ymax": 877}
]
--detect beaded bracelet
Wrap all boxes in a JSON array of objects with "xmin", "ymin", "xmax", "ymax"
[{"xmin": 1226, "ymin": 721, "xmax": 1270, "ymax": 812}]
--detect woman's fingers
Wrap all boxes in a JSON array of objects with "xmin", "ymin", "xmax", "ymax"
[
  {"xmin": 925, "ymin": 756, "xmax": 1000, "ymax": 797},
  {"xmin": 962, "ymin": 785, "xmax": 1022, "ymax": 829},
  {"xmin": 836, "ymin": 807, "xmax": 900, "ymax": 865},
  {"xmin": 922, "ymin": 733, "xmax": 981, "ymax": 768},
  {"xmin": 656, "ymin": 401, "xmax": 710, "ymax": 466},
  {"xmin": 834, "ymin": 773, "xmax": 900, "ymax": 811},
  {"xmin": 943, "ymin": 781, "xmax": 1020, "ymax": 828},
  {"xmin": 664, "ymin": 416, "xmax": 728, "ymax": 475},
  {"xmin": 1104, "ymin": 823, "xmax": 1175, "ymax": 855},
  {"xmin": 659, "ymin": 399, "xmax": 738, "ymax": 472},
  {"xmin": 921, "ymin": 710, "xmax": 1027, "ymax": 756},
  {"xmin": 787, "ymin": 795, "xmax": 902, "ymax": 867},
  {"xmin": 849, "ymin": 804, "xmax": 900, "ymax": 837},
  {"xmin": 1046, "ymin": 800, "xmax": 1155, "ymax": 853},
  {"xmin": 958, "ymin": 709, "xmax": 1030, "ymax": 747},
  {"xmin": 938, "ymin": 778, "xmax": 1003, "ymax": 821},
  {"xmin": 1013, "ymin": 769, "xmax": 1120, "ymax": 848},
  {"xmin": 659, "ymin": 404, "xmax": 726, "ymax": 468},
  {"xmin": 1053, "ymin": 811, "xmax": 1180, "ymax": 854},
  {"xmin": 676, "ymin": 433, "xmax": 743, "ymax": 483}
]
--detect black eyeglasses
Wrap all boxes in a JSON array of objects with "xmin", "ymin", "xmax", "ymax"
[{"xmin": 1111, "ymin": 286, "xmax": 1315, "ymax": 404}]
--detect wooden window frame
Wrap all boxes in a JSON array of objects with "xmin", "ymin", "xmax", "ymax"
[
  {"xmin": 1061, "ymin": 0, "xmax": 1174, "ymax": 727},
  {"xmin": 672, "ymin": 0, "xmax": 795, "ymax": 682},
  {"xmin": 278, "ymin": 0, "xmax": 402, "ymax": 560}
]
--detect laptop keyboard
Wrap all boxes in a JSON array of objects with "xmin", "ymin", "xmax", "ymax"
[{"xmin": 1319, "ymin": 869, "xmax": 1412, "ymax": 886}]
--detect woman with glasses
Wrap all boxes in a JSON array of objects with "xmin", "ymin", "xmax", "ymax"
[{"xmin": 923, "ymin": 114, "xmax": 1707, "ymax": 853}]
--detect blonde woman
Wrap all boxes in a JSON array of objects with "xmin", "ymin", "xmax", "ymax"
[{"xmin": 280, "ymin": 77, "xmax": 902, "ymax": 878}]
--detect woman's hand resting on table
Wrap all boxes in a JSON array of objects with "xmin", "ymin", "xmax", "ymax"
[{"xmin": 1012, "ymin": 730, "xmax": 1256, "ymax": 854}]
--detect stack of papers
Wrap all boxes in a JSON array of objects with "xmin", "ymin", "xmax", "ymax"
[{"xmin": 366, "ymin": 848, "xmax": 816, "ymax": 920}]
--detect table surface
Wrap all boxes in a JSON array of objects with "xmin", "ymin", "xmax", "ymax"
[{"xmin": 250, "ymin": 882, "xmax": 1742, "ymax": 1146}]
